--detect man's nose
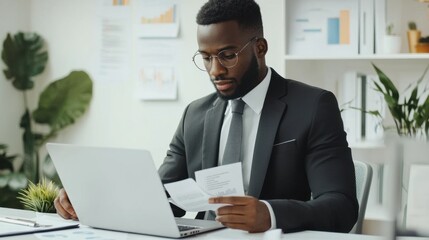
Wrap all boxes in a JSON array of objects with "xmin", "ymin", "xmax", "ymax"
[{"xmin": 209, "ymin": 57, "xmax": 227, "ymax": 78}]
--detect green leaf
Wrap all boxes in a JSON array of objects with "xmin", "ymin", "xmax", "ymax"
[
  {"xmin": 1, "ymin": 32, "xmax": 48, "ymax": 91},
  {"xmin": 0, "ymin": 144, "xmax": 17, "ymax": 172},
  {"xmin": 372, "ymin": 63, "xmax": 399, "ymax": 101},
  {"xmin": 32, "ymin": 71, "xmax": 93, "ymax": 132}
]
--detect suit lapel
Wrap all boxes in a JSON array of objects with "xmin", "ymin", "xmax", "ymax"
[
  {"xmin": 202, "ymin": 98, "xmax": 227, "ymax": 169},
  {"xmin": 248, "ymin": 69, "xmax": 288, "ymax": 197}
]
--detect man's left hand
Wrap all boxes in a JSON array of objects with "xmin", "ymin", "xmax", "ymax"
[{"xmin": 209, "ymin": 196, "xmax": 271, "ymax": 233}]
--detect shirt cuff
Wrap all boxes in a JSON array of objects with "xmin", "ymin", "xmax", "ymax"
[{"xmin": 260, "ymin": 200, "xmax": 277, "ymax": 230}]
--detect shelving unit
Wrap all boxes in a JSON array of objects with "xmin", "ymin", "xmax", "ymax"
[
  {"xmin": 281, "ymin": 0, "xmax": 429, "ymax": 91},
  {"xmin": 275, "ymin": 1, "xmax": 429, "ymax": 232}
]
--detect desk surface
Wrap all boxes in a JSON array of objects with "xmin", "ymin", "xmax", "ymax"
[{"xmin": 1, "ymin": 207, "xmax": 428, "ymax": 240}]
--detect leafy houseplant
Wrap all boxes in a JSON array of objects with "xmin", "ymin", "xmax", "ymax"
[
  {"xmin": 17, "ymin": 178, "xmax": 59, "ymax": 213},
  {"xmin": 0, "ymin": 32, "xmax": 93, "ymax": 208},
  {"xmin": 370, "ymin": 63, "xmax": 429, "ymax": 139}
]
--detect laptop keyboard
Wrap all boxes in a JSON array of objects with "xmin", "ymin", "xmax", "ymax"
[{"xmin": 178, "ymin": 224, "xmax": 201, "ymax": 232}]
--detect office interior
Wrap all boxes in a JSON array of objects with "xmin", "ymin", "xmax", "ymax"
[{"xmin": 1, "ymin": 0, "xmax": 429, "ymax": 237}]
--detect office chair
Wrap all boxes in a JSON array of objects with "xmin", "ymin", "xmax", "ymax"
[{"xmin": 350, "ymin": 161, "xmax": 373, "ymax": 234}]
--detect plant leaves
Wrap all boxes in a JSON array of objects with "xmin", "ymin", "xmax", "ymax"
[
  {"xmin": 32, "ymin": 71, "xmax": 93, "ymax": 132},
  {"xmin": 370, "ymin": 63, "xmax": 429, "ymax": 137},
  {"xmin": 372, "ymin": 63, "xmax": 399, "ymax": 101},
  {"xmin": 1, "ymin": 32, "xmax": 48, "ymax": 90},
  {"xmin": 0, "ymin": 144, "xmax": 17, "ymax": 172}
]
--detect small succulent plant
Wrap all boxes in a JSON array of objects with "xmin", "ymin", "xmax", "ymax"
[
  {"xmin": 408, "ymin": 21, "xmax": 417, "ymax": 30},
  {"xmin": 17, "ymin": 178, "xmax": 59, "ymax": 213}
]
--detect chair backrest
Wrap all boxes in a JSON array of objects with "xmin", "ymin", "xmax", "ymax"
[{"xmin": 350, "ymin": 161, "xmax": 373, "ymax": 234}]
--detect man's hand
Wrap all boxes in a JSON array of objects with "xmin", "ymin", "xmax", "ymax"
[
  {"xmin": 209, "ymin": 196, "xmax": 271, "ymax": 233},
  {"xmin": 54, "ymin": 188, "xmax": 78, "ymax": 220}
]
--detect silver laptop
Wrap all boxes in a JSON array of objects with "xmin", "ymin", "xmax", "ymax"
[{"xmin": 46, "ymin": 143, "xmax": 224, "ymax": 238}]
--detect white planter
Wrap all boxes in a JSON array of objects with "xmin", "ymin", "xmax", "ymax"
[{"xmin": 383, "ymin": 35, "xmax": 402, "ymax": 54}]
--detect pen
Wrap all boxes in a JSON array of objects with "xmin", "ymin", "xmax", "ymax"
[{"xmin": 0, "ymin": 216, "xmax": 39, "ymax": 227}]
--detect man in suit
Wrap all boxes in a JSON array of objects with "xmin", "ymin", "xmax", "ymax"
[
  {"xmin": 158, "ymin": 0, "xmax": 358, "ymax": 233},
  {"xmin": 55, "ymin": 0, "xmax": 358, "ymax": 234}
]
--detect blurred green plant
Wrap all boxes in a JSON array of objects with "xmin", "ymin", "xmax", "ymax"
[
  {"xmin": 17, "ymin": 178, "xmax": 59, "ymax": 213},
  {"xmin": 1, "ymin": 32, "xmax": 93, "ymax": 208},
  {"xmin": 370, "ymin": 63, "xmax": 429, "ymax": 138}
]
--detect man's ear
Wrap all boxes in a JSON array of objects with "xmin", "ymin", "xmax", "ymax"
[{"xmin": 255, "ymin": 38, "xmax": 268, "ymax": 58}]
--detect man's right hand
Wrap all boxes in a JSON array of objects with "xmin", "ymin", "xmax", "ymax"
[{"xmin": 54, "ymin": 188, "xmax": 78, "ymax": 220}]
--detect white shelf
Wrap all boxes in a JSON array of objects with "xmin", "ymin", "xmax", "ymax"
[{"xmin": 284, "ymin": 53, "xmax": 429, "ymax": 61}]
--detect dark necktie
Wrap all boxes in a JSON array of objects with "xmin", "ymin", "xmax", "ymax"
[
  {"xmin": 222, "ymin": 99, "xmax": 245, "ymax": 165},
  {"xmin": 205, "ymin": 99, "xmax": 246, "ymax": 221}
]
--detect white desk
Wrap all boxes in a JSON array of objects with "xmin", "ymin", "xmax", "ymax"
[{"xmin": 1, "ymin": 207, "xmax": 428, "ymax": 240}]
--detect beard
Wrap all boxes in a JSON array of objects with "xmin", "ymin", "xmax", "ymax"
[{"xmin": 212, "ymin": 55, "xmax": 260, "ymax": 100}]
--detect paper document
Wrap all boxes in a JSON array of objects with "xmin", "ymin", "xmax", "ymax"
[
  {"xmin": 0, "ymin": 214, "xmax": 78, "ymax": 237},
  {"xmin": 195, "ymin": 162, "xmax": 245, "ymax": 196},
  {"xmin": 164, "ymin": 163, "xmax": 244, "ymax": 212}
]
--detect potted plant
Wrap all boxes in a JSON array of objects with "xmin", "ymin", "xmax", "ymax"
[
  {"xmin": 17, "ymin": 178, "xmax": 59, "ymax": 213},
  {"xmin": 369, "ymin": 63, "xmax": 429, "ymax": 139},
  {"xmin": 407, "ymin": 21, "xmax": 421, "ymax": 53},
  {"xmin": 0, "ymin": 32, "xmax": 93, "ymax": 208},
  {"xmin": 383, "ymin": 23, "xmax": 402, "ymax": 54}
]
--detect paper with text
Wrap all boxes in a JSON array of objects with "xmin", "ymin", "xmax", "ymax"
[
  {"xmin": 195, "ymin": 162, "xmax": 244, "ymax": 197},
  {"xmin": 164, "ymin": 163, "xmax": 244, "ymax": 212}
]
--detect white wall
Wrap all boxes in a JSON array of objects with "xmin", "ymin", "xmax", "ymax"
[
  {"xmin": 27, "ymin": 0, "xmax": 204, "ymax": 166},
  {"xmin": 0, "ymin": 0, "xmax": 30, "ymax": 164},
  {"xmin": 0, "ymin": 0, "xmax": 284, "ymax": 167}
]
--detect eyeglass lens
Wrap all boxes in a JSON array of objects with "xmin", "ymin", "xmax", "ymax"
[{"xmin": 193, "ymin": 37, "xmax": 257, "ymax": 71}]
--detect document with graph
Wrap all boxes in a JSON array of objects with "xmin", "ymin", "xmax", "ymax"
[{"xmin": 164, "ymin": 162, "xmax": 245, "ymax": 212}]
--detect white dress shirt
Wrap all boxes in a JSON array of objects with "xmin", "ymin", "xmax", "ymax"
[{"xmin": 218, "ymin": 67, "xmax": 277, "ymax": 229}]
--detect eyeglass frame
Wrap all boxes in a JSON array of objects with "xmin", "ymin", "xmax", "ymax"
[{"xmin": 192, "ymin": 36, "xmax": 259, "ymax": 71}]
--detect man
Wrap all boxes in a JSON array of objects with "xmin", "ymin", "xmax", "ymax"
[{"xmin": 55, "ymin": 0, "xmax": 358, "ymax": 234}]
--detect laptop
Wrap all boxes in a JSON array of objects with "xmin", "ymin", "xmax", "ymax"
[{"xmin": 46, "ymin": 143, "xmax": 224, "ymax": 238}]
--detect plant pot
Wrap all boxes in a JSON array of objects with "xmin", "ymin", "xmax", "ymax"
[
  {"xmin": 383, "ymin": 35, "xmax": 402, "ymax": 54},
  {"xmin": 407, "ymin": 30, "xmax": 421, "ymax": 53},
  {"xmin": 415, "ymin": 43, "xmax": 429, "ymax": 53}
]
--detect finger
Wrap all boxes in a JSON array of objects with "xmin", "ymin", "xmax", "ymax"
[
  {"xmin": 58, "ymin": 189, "xmax": 78, "ymax": 219},
  {"xmin": 216, "ymin": 214, "xmax": 247, "ymax": 224},
  {"xmin": 209, "ymin": 196, "xmax": 252, "ymax": 205},
  {"xmin": 216, "ymin": 205, "xmax": 247, "ymax": 216},
  {"xmin": 54, "ymin": 196, "xmax": 72, "ymax": 219}
]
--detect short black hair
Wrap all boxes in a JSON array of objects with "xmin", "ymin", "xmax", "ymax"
[{"xmin": 196, "ymin": 0, "xmax": 263, "ymax": 35}]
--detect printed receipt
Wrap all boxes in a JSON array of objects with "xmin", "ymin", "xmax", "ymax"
[{"xmin": 164, "ymin": 162, "xmax": 244, "ymax": 212}]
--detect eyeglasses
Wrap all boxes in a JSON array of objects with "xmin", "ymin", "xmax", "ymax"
[{"xmin": 192, "ymin": 37, "xmax": 258, "ymax": 71}]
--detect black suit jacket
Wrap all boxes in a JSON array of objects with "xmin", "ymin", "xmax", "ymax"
[{"xmin": 158, "ymin": 68, "xmax": 358, "ymax": 233}]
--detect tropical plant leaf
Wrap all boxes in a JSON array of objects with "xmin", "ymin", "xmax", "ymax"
[
  {"xmin": 0, "ymin": 144, "xmax": 17, "ymax": 172},
  {"xmin": 32, "ymin": 71, "xmax": 93, "ymax": 132},
  {"xmin": 372, "ymin": 63, "xmax": 399, "ymax": 101},
  {"xmin": 1, "ymin": 32, "xmax": 48, "ymax": 90}
]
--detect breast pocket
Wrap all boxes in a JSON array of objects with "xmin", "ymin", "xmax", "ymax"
[
  {"xmin": 271, "ymin": 139, "xmax": 297, "ymax": 163},
  {"xmin": 273, "ymin": 138, "xmax": 296, "ymax": 147}
]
